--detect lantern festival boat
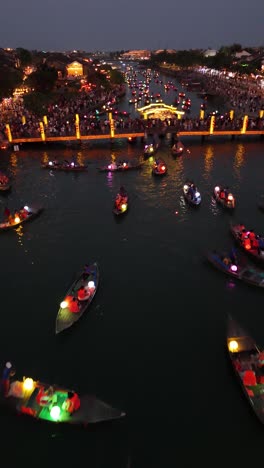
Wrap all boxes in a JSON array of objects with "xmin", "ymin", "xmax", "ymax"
[
  {"xmin": 144, "ymin": 143, "xmax": 159, "ymax": 158},
  {"xmin": 230, "ymin": 224, "xmax": 264, "ymax": 265},
  {"xmin": 171, "ymin": 141, "xmax": 184, "ymax": 157},
  {"xmin": 113, "ymin": 187, "xmax": 129, "ymax": 216},
  {"xmin": 56, "ymin": 262, "xmax": 99, "ymax": 334},
  {"xmin": 1, "ymin": 363, "xmax": 125, "ymax": 426},
  {"xmin": 98, "ymin": 160, "xmax": 144, "ymax": 173},
  {"xmin": 152, "ymin": 159, "xmax": 167, "ymax": 176},
  {"xmin": 227, "ymin": 316, "xmax": 264, "ymax": 424},
  {"xmin": 183, "ymin": 180, "xmax": 201, "ymax": 206},
  {"xmin": 213, "ymin": 185, "xmax": 235, "ymax": 209},
  {"xmin": 42, "ymin": 160, "xmax": 88, "ymax": 172},
  {"xmin": 206, "ymin": 251, "xmax": 264, "ymax": 289},
  {"xmin": 0, "ymin": 205, "xmax": 43, "ymax": 232}
]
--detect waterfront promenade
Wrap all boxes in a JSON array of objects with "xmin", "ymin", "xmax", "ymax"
[{"xmin": 2, "ymin": 113, "xmax": 264, "ymax": 148}]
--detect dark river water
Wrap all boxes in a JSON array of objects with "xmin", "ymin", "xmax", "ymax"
[{"xmin": 1, "ymin": 69, "xmax": 264, "ymax": 467}]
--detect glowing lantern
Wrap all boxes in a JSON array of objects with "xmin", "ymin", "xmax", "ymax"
[
  {"xmin": 50, "ymin": 405, "xmax": 61, "ymax": 421},
  {"xmin": 161, "ymin": 165, "xmax": 166, "ymax": 171},
  {"xmin": 121, "ymin": 203, "xmax": 127, "ymax": 211},
  {"xmin": 88, "ymin": 281, "xmax": 95, "ymax": 289},
  {"xmin": 184, "ymin": 184, "xmax": 188, "ymax": 190},
  {"xmin": 228, "ymin": 195, "xmax": 233, "ymax": 201},
  {"xmin": 229, "ymin": 340, "xmax": 238, "ymax": 352},
  {"xmin": 14, "ymin": 216, "xmax": 20, "ymax": 223},
  {"xmin": 149, "ymin": 146, "xmax": 153, "ymax": 152},
  {"xmin": 71, "ymin": 162, "xmax": 74, "ymax": 167},
  {"xmin": 24, "ymin": 206, "xmax": 29, "ymax": 211},
  {"xmin": 60, "ymin": 301, "xmax": 68, "ymax": 309},
  {"xmin": 49, "ymin": 161, "xmax": 53, "ymax": 166},
  {"xmin": 108, "ymin": 165, "xmax": 111, "ymax": 169},
  {"xmin": 196, "ymin": 192, "xmax": 200, "ymax": 198},
  {"xmin": 215, "ymin": 186, "xmax": 220, "ymax": 192},
  {"xmin": 23, "ymin": 378, "xmax": 34, "ymax": 391},
  {"xmin": 123, "ymin": 162, "xmax": 127, "ymax": 167},
  {"xmin": 230, "ymin": 264, "xmax": 238, "ymax": 272}
]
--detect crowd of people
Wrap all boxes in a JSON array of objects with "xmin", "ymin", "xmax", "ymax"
[{"xmin": 0, "ymin": 68, "xmax": 263, "ymax": 142}]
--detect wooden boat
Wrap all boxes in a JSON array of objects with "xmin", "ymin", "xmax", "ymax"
[
  {"xmin": 171, "ymin": 141, "xmax": 184, "ymax": 157},
  {"xmin": 152, "ymin": 159, "xmax": 167, "ymax": 176},
  {"xmin": 227, "ymin": 316, "xmax": 264, "ymax": 424},
  {"xmin": 143, "ymin": 143, "xmax": 159, "ymax": 157},
  {"xmin": 42, "ymin": 161, "xmax": 88, "ymax": 172},
  {"xmin": 98, "ymin": 161, "xmax": 144, "ymax": 173},
  {"xmin": 0, "ymin": 206, "xmax": 43, "ymax": 232},
  {"xmin": 1, "ymin": 364, "xmax": 125, "ymax": 426},
  {"xmin": 113, "ymin": 187, "xmax": 129, "ymax": 216},
  {"xmin": 207, "ymin": 251, "xmax": 264, "ymax": 288},
  {"xmin": 0, "ymin": 172, "xmax": 11, "ymax": 192},
  {"xmin": 183, "ymin": 180, "xmax": 201, "ymax": 206},
  {"xmin": 213, "ymin": 185, "xmax": 235, "ymax": 209},
  {"xmin": 56, "ymin": 262, "xmax": 99, "ymax": 334},
  {"xmin": 230, "ymin": 224, "xmax": 264, "ymax": 265}
]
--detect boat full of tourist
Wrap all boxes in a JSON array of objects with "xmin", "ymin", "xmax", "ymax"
[
  {"xmin": 56, "ymin": 262, "xmax": 99, "ymax": 334},
  {"xmin": 213, "ymin": 185, "xmax": 235, "ymax": 209},
  {"xmin": 230, "ymin": 224, "xmax": 264, "ymax": 265},
  {"xmin": 42, "ymin": 159, "xmax": 88, "ymax": 172},
  {"xmin": 0, "ymin": 362, "xmax": 125, "ymax": 426},
  {"xmin": 171, "ymin": 141, "xmax": 184, "ymax": 157},
  {"xmin": 152, "ymin": 159, "xmax": 167, "ymax": 176},
  {"xmin": 206, "ymin": 250, "xmax": 264, "ymax": 289},
  {"xmin": 0, "ymin": 205, "xmax": 43, "ymax": 231},
  {"xmin": 113, "ymin": 186, "xmax": 129, "ymax": 216},
  {"xmin": 227, "ymin": 316, "xmax": 264, "ymax": 424},
  {"xmin": 144, "ymin": 143, "xmax": 159, "ymax": 157},
  {"xmin": 98, "ymin": 160, "xmax": 144, "ymax": 173},
  {"xmin": 183, "ymin": 180, "xmax": 201, "ymax": 206}
]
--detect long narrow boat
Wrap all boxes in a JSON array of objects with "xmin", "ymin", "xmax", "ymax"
[
  {"xmin": 183, "ymin": 180, "xmax": 201, "ymax": 206},
  {"xmin": 0, "ymin": 206, "xmax": 43, "ymax": 232},
  {"xmin": 56, "ymin": 263, "xmax": 99, "ymax": 334},
  {"xmin": 42, "ymin": 161, "xmax": 88, "ymax": 172},
  {"xmin": 227, "ymin": 316, "xmax": 264, "ymax": 424},
  {"xmin": 152, "ymin": 159, "xmax": 167, "ymax": 176},
  {"xmin": 144, "ymin": 143, "xmax": 159, "ymax": 157},
  {"xmin": 98, "ymin": 161, "xmax": 144, "ymax": 173},
  {"xmin": 113, "ymin": 187, "xmax": 129, "ymax": 216},
  {"xmin": 171, "ymin": 141, "xmax": 184, "ymax": 157},
  {"xmin": 230, "ymin": 224, "xmax": 264, "ymax": 265},
  {"xmin": 213, "ymin": 185, "xmax": 235, "ymax": 209},
  {"xmin": 0, "ymin": 364, "xmax": 125, "ymax": 426},
  {"xmin": 207, "ymin": 251, "xmax": 264, "ymax": 288}
]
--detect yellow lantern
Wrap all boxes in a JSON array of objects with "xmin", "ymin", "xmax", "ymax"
[
  {"xmin": 23, "ymin": 377, "xmax": 34, "ymax": 391},
  {"xmin": 228, "ymin": 340, "xmax": 238, "ymax": 353}
]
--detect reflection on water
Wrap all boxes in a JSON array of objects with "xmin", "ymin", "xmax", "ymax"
[
  {"xmin": 76, "ymin": 151, "xmax": 84, "ymax": 166},
  {"xmin": 234, "ymin": 144, "xmax": 245, "ymax": 180},
  {"xmin": 15, "ymin": 224, "xmax": 24, "ymax": 246},
  {"xmin": 203, "ymin": 145, "xmax": 214, "ymax": 180},
  {"xmin": 42, "ymin": 151, "xmax": 49, "ymax": 165},
  {"xmin": 9, "ymin": 152, "xmax": 18, "ymax": 176}
]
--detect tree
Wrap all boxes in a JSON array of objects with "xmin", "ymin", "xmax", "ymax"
[
  {"xmin": 23, "ymin": 91, "xmax": 50, "ymax": 116},
  {"xmin": 16, "ymin": 48, "xmax": 32, "ymax": 67},
  {"xmin": 0, "ymin": 67, "xmax": 23, "ymax": 99},
  {"xmin": 26, "ymin": 63, "xmax": 57, "ymax": 93}
]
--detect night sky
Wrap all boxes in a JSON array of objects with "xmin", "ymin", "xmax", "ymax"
[{"xmin": 1, "ymin": 0, "xmax": 263, "ymax": 51}]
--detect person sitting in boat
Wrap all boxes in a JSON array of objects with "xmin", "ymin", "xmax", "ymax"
[
  {"xmin": 62, "ymin": 391, "xmax": 80, "ymax": 414},
  {"xmin": 19, "ymin": 207, "xmax": 28, "ymax": 219},
  {"xmin": 188, "ymin": 185, "xmax": 195, "ymax": 200},
  {"xmin": 219, "ymin": 189, "xmax": 226, "ymax": 200},
  {"xmin": 0, "ymin": 362, "xmax": 15, "ymax": 396},
  {"xmin": 68, "ymin": 297, "xmax": 80, "ymax": 313},
  {"xmin": 115, "ymin": 194, "xmax": 122, "ymax": 209},
  {"xmin": 243, "ymin": 237, "xmax": 251, "ymax": 250},
  {"xmin": 240, "ymin": 229, "xmax": 248, "ymax": 242},
  {"xmin": 77, "ymin": 285, "xmax": 90, "ymax": 301},
  {"xmin": 37, "ymin": 386, "xmax": 57, "ymax": 407},
  {"xmin": 251, "ymin": 237, "xmax": 260, "ymax": 253}
]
